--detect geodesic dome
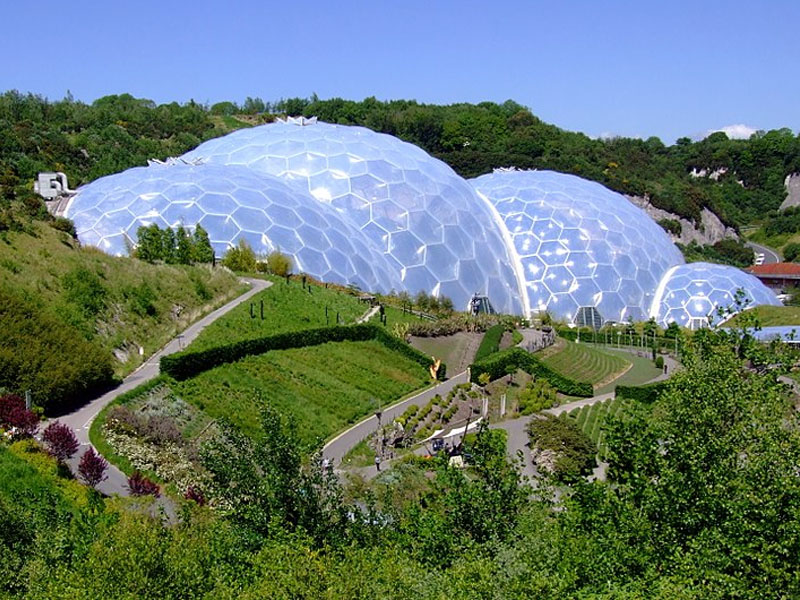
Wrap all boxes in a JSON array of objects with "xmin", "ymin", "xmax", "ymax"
[
  {"xmin": 182, "ymin": 118, "xmax": 524, "ymax": 313},
  {"xmin": 64, "ymin": 162, "xmax": 401, "ymax": 293},
  {"xmin": 471, "ymin": 169, "xmax": 685, "ymax": 324},
  {"xmin": 649, "ymin": 262, "xmax": 780, "ymax": 329}
]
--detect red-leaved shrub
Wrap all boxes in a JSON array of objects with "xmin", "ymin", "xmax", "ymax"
[
  {"xmin": 184, "ymin": 485, "xmax": 206, "ymax": 506},
  {"xmin": 128, "ymin": 471, "xmax": 160, "ymax": 497},
  {"xmin": 41, "ymin": 421, "xmax": 79, "ymax": 462},
  {"xmin": 0, "ymin": 394, "xmax": 39, "ymax": 438},
  {"xmin": 78, "ymin": 447, "xmax": 108, "ymax": 488}
]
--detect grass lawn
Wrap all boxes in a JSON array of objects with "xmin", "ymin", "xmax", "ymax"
[
  {"xmin": 595, "ymin": 349, "xmax": 663, "ymax": 394},
  {"xmin": 722, "ymin": 305, "xmax": 800, "ymax": 327},
  {"xmin": 371, "ymin": 305, "xmax": 430, "ymax": 328},
  {"xmin": 170, "ymin": 339, "xmax": 430, "ymax": 447},
  {"xmin": 542, "ymin": 341, "xmax": 631, "ymax": 386},
  {"xmin": 188, "ymin": 276, "xmax": 366, "ymax": 351}
]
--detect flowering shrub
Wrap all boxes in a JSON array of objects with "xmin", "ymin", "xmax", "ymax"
[{"xmin": 184, "ymin": 485, "xmax": 206, "ymax": 506}]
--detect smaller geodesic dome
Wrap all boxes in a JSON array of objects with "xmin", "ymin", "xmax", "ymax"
[
  {"xmin": 64, "ymin": 162, "xmax": 401, "ymax": 293},
  {"xmin": 182, "ymin": 118, "xmax": 524, "ymax": 314},
  {"xmin": 649, "ymin": 262, "xmax": 781, "ymax": 329},
  {"xmin": 471, "ymin": 169, "xmax": 685, "ymax": 323}
]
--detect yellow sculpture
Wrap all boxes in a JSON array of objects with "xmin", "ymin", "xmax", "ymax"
[{"xmin": 429, "ymin": 357, "xmax": 441, "ymax": 379}]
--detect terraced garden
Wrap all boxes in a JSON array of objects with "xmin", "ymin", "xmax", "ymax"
[
  {"xmin": 542, "ymin": 341, "xmax": 631, "ymax": 386},
  {"xmin": 188, "ymin": 276, "xmax": 366, "ymax": 350},
  {"xmin": 169, "ymin": 339, "xmax": 430, "ymax": 446},
  {"xmin": 565, "ymin": 395, "xmax": 634, "ymax": 456}
]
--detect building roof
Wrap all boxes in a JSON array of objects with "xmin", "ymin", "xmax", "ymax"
[{"xmin": 747, "ymin": 262, "xmax": 800, "ymax": 279}]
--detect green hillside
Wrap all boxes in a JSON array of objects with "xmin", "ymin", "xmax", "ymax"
[{"xmin": 0, "ymin": 223, "xmax": 242, "ymax": 410}]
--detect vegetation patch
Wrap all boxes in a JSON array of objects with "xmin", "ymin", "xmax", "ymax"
[
  {"xmin": 541, "ymin": 340, "xmax": 631, "ymax": 386},
  {"xmin": 473, "ymin": 324, "xmax": 505, "ymax": 362},
  {"xmin": 566, "ymin": 396, "xmax": 635, "ymax": 456},
  {"xmin": 527, "ymin": 414, "xmax": 596, "ymax": 481},
  {"xmin": 169, "ymin": 340, "xmax": 430, "ymax": 447},
  {"xmin": 188, "ymin": 276, "xmax": 365, "ymax": 351}
]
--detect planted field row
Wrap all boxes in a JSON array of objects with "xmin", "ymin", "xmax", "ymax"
[
  {"xmin": 566, "ymin": 396, "xmax": 633, "ymax": 456},
  {"xmin": 542, "ymin": 341, "xmax": 630, "ymax": 385}
]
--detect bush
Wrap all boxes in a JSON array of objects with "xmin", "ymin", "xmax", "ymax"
[
  {"xmin": 78, "ymin": 447, "xmax": 108, "ymax": 487},
  {"xmin": 527, "ymin": 414, "xmax": 596, "ymax": 481},
  {"xmin": 474, "ymin": 324, "xmax": 504, "ymax": 362},
  {"xmin": 160, "ymin": 323, "xmax": 446, "ymax": 381},
  {"xmin": 49, "ymin": 216, "xmax": 76, "ymax": 237},
  {"xmin": 265, "ymin": 250, "xmax": 293, "ymax": 276},
  {"xmin": 615, "ymin": 381, "xmax": 668, "ymax": 404},
  {"xmin": 221, "ymin": 239, "xmax": 257, "ymax": 272},
  {"xmin": 128, "ymin": 471, "xmax": 160, "ymax": 497},
  {"xmin": 42, "ymin": 421, "xmax": 79, "ymax": 462},
  {"xmin": 0, "ymin": 394, "xmax": 39, "ymax": 437},
  {"xmin": 517, "ymin": 379, "xmax": 557, "ymax": 415},
  {"xmin": 655, "ymin": 355, "xmax": 664, "ymax": 369}
]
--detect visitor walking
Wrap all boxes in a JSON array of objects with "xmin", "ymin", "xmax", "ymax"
[{"xmin": 374, "ymin": 455, "xmax": 382, "ymax": 472}]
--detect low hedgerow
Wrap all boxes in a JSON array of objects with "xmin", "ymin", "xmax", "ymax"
[
  {"xmin": 161, "ymin": 324, "xmax": 446, "ymax": 381},
  {"xmin": 474, "ymin": 324, "xmax": 505, "ymax": 362},
  {"xmin": 615, "ymin": 380, "xmax": 668, "ymax": 404}
]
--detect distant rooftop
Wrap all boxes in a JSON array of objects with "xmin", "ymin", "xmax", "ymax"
[{"xmin": 747, "ymin": 263, "xmax": 800, "ymax": 279}]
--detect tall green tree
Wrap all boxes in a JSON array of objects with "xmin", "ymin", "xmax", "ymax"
[{"xmin": 192, "ymin": 224, "xmax": 214, "ymax": 263}]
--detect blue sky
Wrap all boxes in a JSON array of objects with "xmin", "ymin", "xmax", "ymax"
[{"xmin": 3, "ymin": 0, "xmax": 797, "ymax": 142}]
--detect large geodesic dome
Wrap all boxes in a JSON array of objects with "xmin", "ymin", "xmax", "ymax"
[
  {"xmin": 471, "ymin": 169, "xmax": 685, "ymax": 324},
  {"xmin": 63, "ymin": 162, "xmax": 402, "ymax": 293},
  {"xmin": 182, "ymin": 118, "xmax": 524, "ymax": 314},
  {"xmin": 650, "ymin": 262, "xmax": 780, "ymax": 329}
]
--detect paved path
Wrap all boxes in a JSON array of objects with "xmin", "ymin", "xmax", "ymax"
[
  {"xmin": 56, "ymin": 277, "xmax": 271, "ymax": 498},
  {"xmin": 746, "ymin": 240, "xmax": 781, "ymax": 264},
  {"xmin": 490, "ymin": 349, "xmax": 679, "ymax": 481},
  {"xmin": 356, "ymin": 304, "xmax": 380, "ymax": 323},
  {"xmin": 323, "ymin": 370, "xmax": 470, "ymax": 467}
]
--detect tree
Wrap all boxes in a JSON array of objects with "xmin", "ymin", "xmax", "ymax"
[
  {"xmin": 42, "ymin": 421, "xmax": 79, "ymax": 463},
  {"xmin": 192, "ymin": 224, "xmax": 215, "ymax": 263},
  {"xmin": 175, "ymin": 225, "xmax": 193, "ymax": 265},
  {"xmin": 78, "ymin": 447, "xmax": 108, "ymax": 488},
  {"xmin": 134, "ymin": 223, "xmax": 164, "ymax": 262},
  {"xmin": 221, "ymin": 239, "xmax": 257, "ymax": 272},
  {"xmin": 784, "ymin": 242, "xmax": 800, "ymax": 262},
  {"xmin": 265, "ymin": 249, "xmax": 292, "ymax": 276}
]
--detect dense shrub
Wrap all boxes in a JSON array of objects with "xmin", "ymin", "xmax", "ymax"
[
  {"xmin": 517, "ymin": 379, "xmax": 557, "ymax": 415},
  {"xmin": 264, "ymin": 250, "xmax": 293, "ymax": 276},
  {"xmin": 469, "ymin": 347, "xmax": 592, "ymax": 397},
  {"xmin": 78, "ymin": 447, "xmax": 108, "ymax": 487},
  {"xmin": 0, "ymin": 394, "xmax": 38, "ymax": 437},
  {"xmin": 474, "ymin": 324, "xmax": 504, "ymax": 362},
  {"xmin": 41, "ymin": 421, "xmax": 79, "ymax": 462},
  {"xmin": 528, "ymin": 414, "xmax": 596, "ymax": 480},
  {"xmin": 615, "ymin": 381, "xmax": 668, "ymax": 404},
  {"xmin": 655, "ymin": 355, "xmax": 664, "ymax": 369},
  {"xmin": 221, "ymin": 239, "xmax": 257, "ymax": 272},
  {"xmin": 161, "ymin": 324, "xmax": 446, "ymax": 381},
  {"xmin": 0, "ymin": 286, "xmax": 116, "ymax": 412},
  {"xmin": 128, "ymin": 471, "xmax": 160, "ymax": 497}
]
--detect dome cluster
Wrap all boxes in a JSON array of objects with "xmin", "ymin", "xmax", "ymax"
[
  {"xmin": 649, "ymin": 262, "xmax": 780, "ymax": 329},
  {"xmin": 65, "ymin": 118, "xmax": 779, "ymax": 325},
  {"xmin": 472, "ymin": 170, "xmax": 685, "ymax": 324}
]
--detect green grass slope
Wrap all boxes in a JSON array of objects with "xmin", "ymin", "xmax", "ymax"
[
  {"xmin": 169, "ymin": 339, "xmax": 430, "ymax": 446},
  {"xmin": 722, "ymin": 305, "xmax": 800, "ymax": 327},
  {"xmin": 542, "ymin": 340, "xmax": 630, "ymax": 386},
  {"xmin": 187, "ymin": 276, "xmax": 366, "ymax": 351},
  {"xmin": 0, "ymin": 223, "xmax": 242, "ymax": 410}
]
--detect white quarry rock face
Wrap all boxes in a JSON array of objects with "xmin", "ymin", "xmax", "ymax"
[
  {"xmin": 626, "ymin": 195, "xmax": 738, "ymax": 246},
  {"xmin": 779, "ymin": 173, "xmax": 800, "ymax": 211}
]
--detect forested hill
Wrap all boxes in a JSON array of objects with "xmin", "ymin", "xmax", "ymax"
[{"xmin": 2, "ymin": 90, "xmax": 799, "ymax": 230}]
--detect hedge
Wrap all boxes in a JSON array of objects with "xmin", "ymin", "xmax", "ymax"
[
  {"xmin": 557, "ymin": 327, "xmax": 677, "ymax": 352},
  {"xmin": 615, "ymin": 380, "xmax": 669, "ymax": 404},
  {"xmin": 474, "ymin": 324, "xmax": 505, "ymax": 362},
  {"xmin": 469, "ymin": 347, "xmax": 593, "ymax": 397},
  {"xmin": 160, "ymin": 324, "xmax": 446, "ymax": 381}
]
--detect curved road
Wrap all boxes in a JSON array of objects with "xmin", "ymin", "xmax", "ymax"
[
  {"xmin": 58, "ymin": 277, "xmax": 271, "ymax": 497},
  {"xmin": 746, "ymin": 240, "xmax": 781, "ymax": 264}
]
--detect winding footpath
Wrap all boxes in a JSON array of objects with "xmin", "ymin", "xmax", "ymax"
[{"xmin": 57, "ymin": 277, "xmax": 271, "ymax": 498}]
